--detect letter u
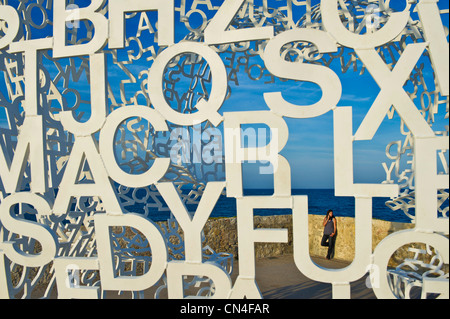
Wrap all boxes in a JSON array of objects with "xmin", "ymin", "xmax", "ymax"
[{"xmin": 292, "ymin": 196, "xmax": 373, "ymax": 284}]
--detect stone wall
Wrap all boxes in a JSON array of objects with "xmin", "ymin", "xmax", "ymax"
[
  {"xmin": 201, "ymin": 214, "xmax": 415, "ymax": 263},
  {"xmin": 13, "ymin": 214, "xmax": 418, "ymax": 293}
]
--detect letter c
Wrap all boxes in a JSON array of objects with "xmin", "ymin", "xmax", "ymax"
[{"xmin": 99, "ymin": 105, "xmax": 170, "ymax": 188}]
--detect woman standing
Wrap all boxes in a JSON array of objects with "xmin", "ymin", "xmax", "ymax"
[{"xmin": 321, "ymin": 209, "xmax": 337, "ymax": 259}]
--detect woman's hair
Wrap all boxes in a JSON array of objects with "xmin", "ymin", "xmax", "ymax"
[{"xmin": 327, "ymin": 209, "xmax": 334, "ymax": 218}]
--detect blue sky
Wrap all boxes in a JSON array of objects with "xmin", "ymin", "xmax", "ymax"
[{"xmin": 1, "ymin": 0, "xmax": 448, "ymax": 190}]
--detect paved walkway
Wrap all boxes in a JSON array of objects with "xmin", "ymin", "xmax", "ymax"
[
  {"xmin": 250, "ymin": 254, "xmax": 375, "ymax": 299},
  {"xmin": 132, "ymin": 254, "xmax": 376, "ymax": 299},
  {"xmin": 36, "ymin": 254, "xmax": 374, "ymax": 299}
]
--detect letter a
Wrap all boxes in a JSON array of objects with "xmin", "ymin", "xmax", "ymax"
[{"xmin": 53, "ymin": 136, "xmax": 122, "ymax": 215}]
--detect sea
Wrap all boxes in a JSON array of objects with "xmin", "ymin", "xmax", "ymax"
[
  {"xmin": 147, "ymin": 189, "xmax": 413, "ymax": 223},
  {"xmin": 18, "ymin": 188, "xmax": 412, "ymax": 224}
]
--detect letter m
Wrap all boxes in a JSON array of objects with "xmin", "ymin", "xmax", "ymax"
[{"xmin": 0, "ymin": 116, "xmax": 46, "ymax": 193}]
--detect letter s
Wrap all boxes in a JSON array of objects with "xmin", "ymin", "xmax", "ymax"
[
  {"xmin": 263, "ymin": 29, "xmax": 342, "ymax": 118},
  {"xmin": 0, "ymin": 193, "xmax": 58, "ymax": 267}
]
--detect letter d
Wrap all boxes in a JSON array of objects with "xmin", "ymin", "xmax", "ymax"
[{"xmin": 94, "ymin": 213, "xmax": 167, "ymax": 291}]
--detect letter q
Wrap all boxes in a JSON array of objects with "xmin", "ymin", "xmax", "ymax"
[{"xmin": 0, "ymin": 5, "xmax": 20, "ymax": 49}]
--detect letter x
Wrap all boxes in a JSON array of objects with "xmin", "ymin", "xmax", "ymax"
[{"xmin": 354, "ymin": 43, "xmax": 435, "ymax": 141}]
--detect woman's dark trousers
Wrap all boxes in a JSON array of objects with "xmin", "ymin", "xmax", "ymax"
[{"xmin": 321, "ymin": 232, "xmax": 337, "ymax": 259}]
